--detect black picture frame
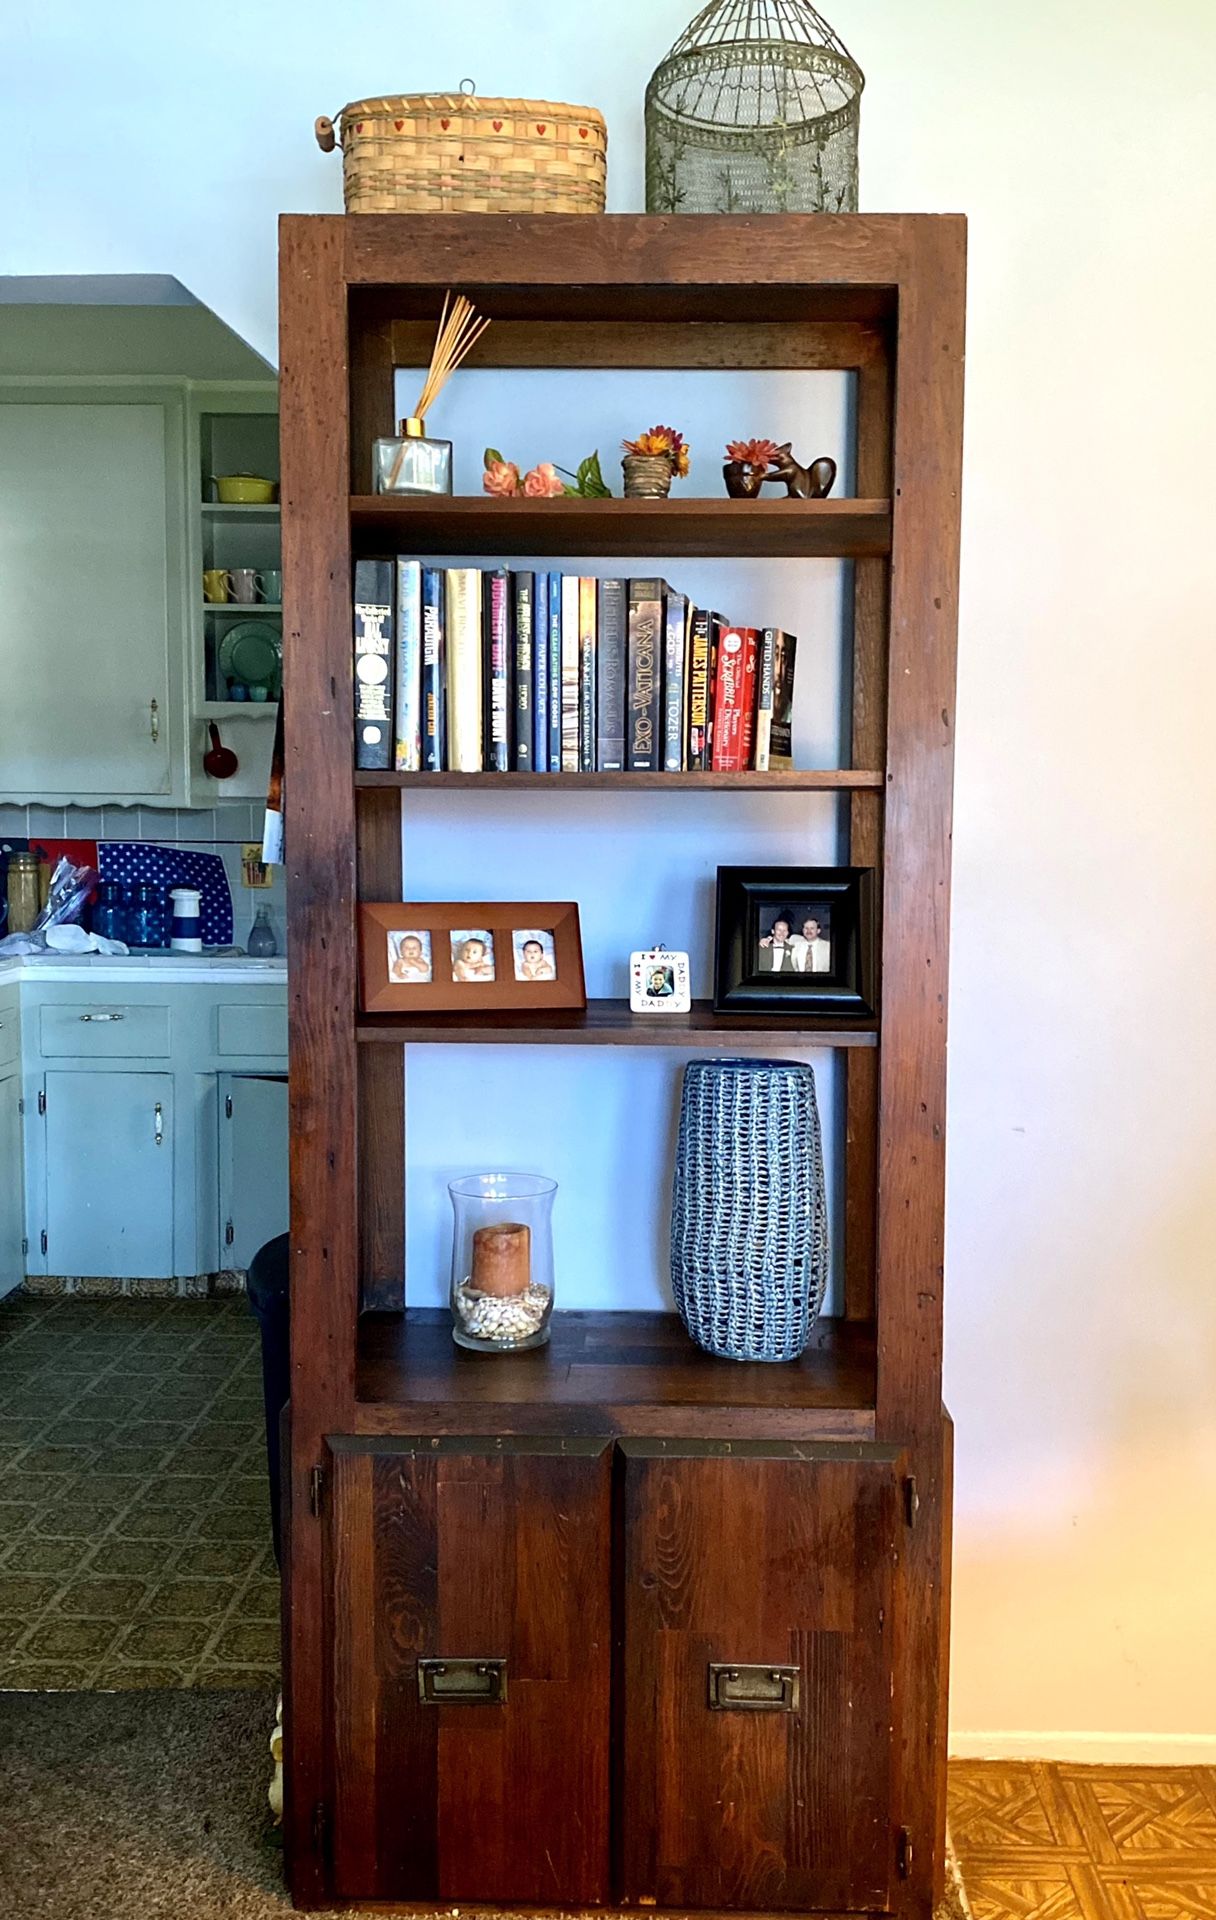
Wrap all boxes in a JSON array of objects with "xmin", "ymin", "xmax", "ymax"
[{"xmin": 713, "ymin": 866, "xmax": 876, "ymax": 1017}]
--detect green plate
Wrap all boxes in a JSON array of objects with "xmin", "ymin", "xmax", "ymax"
[{"xmin": 219, "ymin": 620, "xmax": 281, "ymax": 692}]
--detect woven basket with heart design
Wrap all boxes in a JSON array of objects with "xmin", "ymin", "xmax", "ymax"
[{"xmin": 315, "ymin": 83, "xmax": 607, "ymax": 215}]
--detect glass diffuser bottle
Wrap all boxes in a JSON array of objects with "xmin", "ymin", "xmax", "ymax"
[
  {"xmin": 372, "ymin": 290, "xmax": 490, "ymax": 496},
  {"xmin": 448, "ymin": 1172, "xmax": 556, "ymax": 1353}
]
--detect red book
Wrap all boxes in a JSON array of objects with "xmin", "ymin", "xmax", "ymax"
[{"xmin": 710, "ymin": 626, "xmax": 759, "ymax": 771}]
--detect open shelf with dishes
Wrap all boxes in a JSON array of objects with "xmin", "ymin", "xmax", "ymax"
[{"xmin": 280, "ymin": 212, "xmax": 964, "ymax": 1916}]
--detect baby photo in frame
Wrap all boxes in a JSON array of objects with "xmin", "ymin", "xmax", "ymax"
[{"xmin": 360, "ymin": 902, "xmax": 586, "ymax": 1015}]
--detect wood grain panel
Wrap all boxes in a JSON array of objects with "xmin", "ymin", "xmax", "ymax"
[
  {"xmin": 618, "ymin": 1440, "xmax": 902, "ymax": 1913},
  {"xmin": 357, "ymin": 1000, "xmax": 877, "ymax": 1050},
  {"xmin": 278, "ymin": 211, "xmax": 355, "ymax": 1908},
  {"xmin": 386, "ymin": 316, "xmax": 885, "ymax": 372},
  {"xmin": 327, "ymin": 1436, "xmax": 612, "ymax": 1907},
  {"xmin": 356, "ymin": 785, "xmax": 404, "ymax": 1312}
]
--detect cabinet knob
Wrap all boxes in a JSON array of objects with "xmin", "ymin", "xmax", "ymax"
[
  {"xmin": 154, "ymin": 1102, "xmax": 164, "ymax": 1147},
  {"xmin": 79, "ymin": 1012, "xmax": 124, "ymax": 1023}
]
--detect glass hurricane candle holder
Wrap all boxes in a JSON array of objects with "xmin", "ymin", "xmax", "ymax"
[{"xmin": 448, "ymin": 1172, "xmax": 557, "ymax": 1353}]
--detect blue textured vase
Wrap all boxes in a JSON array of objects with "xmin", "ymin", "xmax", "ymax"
[{"xmin": 670, "ymin": 1057, "xmax": 828, "ymax": 1362}]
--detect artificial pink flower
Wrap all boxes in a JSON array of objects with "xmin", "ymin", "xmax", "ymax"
[
  {"xmin": 483, "ymin": 458, "xmax": 521, "ymax": 497},
  {"xmin": 522, "ymin": 462, "xmax": 564, "ymax": 498}
]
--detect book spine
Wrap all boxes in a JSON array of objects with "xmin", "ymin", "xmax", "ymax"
[
  {"xmin": 513, "ymin": 572, "xmax": 534, "ymax": 771},
  {"xmin": 421, "ymin": 567, "xmax": 445, "ymax": 771},
  {"xmin": 737, "ymin": 628, "xmax": 760, "ymax": 770},
  {"xmin": 393, "ymin": 559, "xmax": 422, "ymax": 772},
  {"xmin": 484, "ymin": 568, "xmax": 511, "ymax": 773},
  {"xmin": 353, "ymin": 558, "xmax": 393, "ymax": 770},
  {"xmin": 532, "ymin": 572, "xmax": 549, "ymax": 773},
  {"xmin": 547, "ymin": 571, "xmax": 562, "ymax": 771},
  {"xmin": 686, "ymin": 607, "xmax": 711, "ymax": 771},
  {"xmin": 662, "ymin": 591, "xmax": 687, "ymax": 772},
  {"xmin": 711, "ymin": 626, "xmax": 758, "ymax": 772},
  {"xmin": 596, "ymin": 577, "xmax": 626, "ymax": 771},
  {"xmin": 578, "ymin": 576, "xmax": 597, "ymax": 772},
  {"xmin": 705, "ymin": 615, "xmax": 721, "ymax": 767},
  {"xmin": 560, "ymin": 574, "xmax": 580, "ymax": 771},
  {"xmin": 444, "ymin": 568, "xmax": 482, "ymax": 773},
  {"xmin": 753, "ymin": 627, "xmax": 775, "ymax": 772},
  {"xmin": 770, "ymin": 629, "xmax": 797, "ymax": 769},
  {"xmin": 626, "ymin": 579, "xmax": 664, "ymax": 771}
]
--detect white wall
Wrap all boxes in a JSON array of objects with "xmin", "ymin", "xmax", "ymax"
[{"xmin": 7, "ymin": 0, "xmax": 1215, "ymax": 1761}]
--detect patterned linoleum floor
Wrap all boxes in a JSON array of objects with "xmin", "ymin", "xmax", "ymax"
[
  {"xmin": 949, "ymin": 1760, "xmax": 1216, "ymax": 1918},
  {"xmin": 0, "ymin": 1290, "xmax": 279, "ymax": 1690}
]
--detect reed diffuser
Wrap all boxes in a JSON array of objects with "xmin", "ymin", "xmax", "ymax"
[{"xmin": 373, "ymin": 291, "xmax": 491, "ymax": 496}]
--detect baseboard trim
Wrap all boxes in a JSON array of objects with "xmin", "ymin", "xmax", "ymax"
[{"xmin": 951, "ymin": 1729, "xmax": 1216, "ymax": 1764}]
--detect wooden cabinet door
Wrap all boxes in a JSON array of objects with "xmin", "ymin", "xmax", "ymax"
[
  {"xmin": 326, "ymin": 1434, "xmax": 612, "ymax": 1907},
  {"xmin": 218, "ymin": 1073, "xmax": 287, "ymax": 1268},
  {"xmin": 618, "ymin": 1439, "xmax": 906, "ymax": 1914}
]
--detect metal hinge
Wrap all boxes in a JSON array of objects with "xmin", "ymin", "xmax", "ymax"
[
  {"xmin": 17, "ymin": 1096, "xmax": 24, "ymax": 1115},
  {"xmin": 903, "ymin": 1475, "xmax": 919, "ymax": 1528},
  {"xmin": 310, "ymin": 1799, "xmax": 329, "ymax": 1860},
  {"xmin": 37, "ymin": 1088, "xmax": 46, "ymax": 1115},
  {"xmin": 21, "ymin": 1236, "xmax": 27, "ymax": 1256},
  {"xmin": 225, "ymin": 1093, "xmax": 233, "ymax": 1119},
  {"xmin": 40, "ymin": 1229, "xmax": 47, "ymax": 1256},
  {"xmin": 224, "ymin": 1218, "xmax": 234, "ymax": 1247},
  {"xmin": 897, "ymin": 1826, "xmax": 913, "ymax": 1880},
  {"xmin": 309, "ymin": 1465, "xmax": 325, "ymax": 1517}
]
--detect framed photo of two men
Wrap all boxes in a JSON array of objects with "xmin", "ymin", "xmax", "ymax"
[{"xmin": 713, "ymin": 866, "xmax": 876, "ymax": 1017}]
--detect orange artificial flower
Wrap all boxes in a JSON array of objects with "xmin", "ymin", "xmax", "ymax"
[
  {"xmin": 522, "ymin": 462, "xmax": 565, "ymax": 497},
  {"xmin": 726, "ymin": 438, "xmax": 780, "ymax": 467},
  {"xmin": 623, "ymin": 423, "xmax": 690, "ymax": 478},
  {"xmin": 483, "ymin": 457, "xmax": 521, "ymax": 497}
]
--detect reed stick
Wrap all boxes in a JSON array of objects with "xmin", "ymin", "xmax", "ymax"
[{"xmin": 386, "ymin": 291, "xmax": 491, "ymax": 487}]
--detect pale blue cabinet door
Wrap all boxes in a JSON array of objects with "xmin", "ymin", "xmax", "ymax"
[
  {"xmin": 43, "ymin": 1071, "xmax": 174, "ymax": 1278},
  {"xmin": 219, "ymin": 1074, "xmax": 288, "ymax": 1270},
  {"xmin": 0, "ymin": 1070, "xmax": 23, "ymax": 1298}
]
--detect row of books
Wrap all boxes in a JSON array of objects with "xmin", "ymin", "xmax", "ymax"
[{"xmin": 352, "ymin": 559, "xmax": 797, "ymax": 774}]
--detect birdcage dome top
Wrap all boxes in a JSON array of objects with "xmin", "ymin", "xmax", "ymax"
[{"xmin": 648, "ymin": 0, "xmax": 863, "ymax": 142}]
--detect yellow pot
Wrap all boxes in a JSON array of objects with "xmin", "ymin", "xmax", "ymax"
[{"xmin": 214, "ymin": 473, "xmax": 277, "ymax": 505}]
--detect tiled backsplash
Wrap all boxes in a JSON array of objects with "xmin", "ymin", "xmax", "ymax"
[{"xmin": 0, "ymin": 802, "xmax": 288, "ymax": 957}]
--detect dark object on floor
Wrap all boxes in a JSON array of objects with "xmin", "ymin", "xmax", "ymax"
[
  {"xmin": 246, "ymin": 1235, "xmax": 290, "ymax": 1567},
  {"xmin": 761, "ymin": 445, "xmax": 837, "ymax": 498},
  {"xmin": 0, "ymin": 1687, "xmax": 970, "ymax": 1919}
]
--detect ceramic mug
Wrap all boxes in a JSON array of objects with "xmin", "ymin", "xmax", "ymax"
[
  {"xmin": 228, "ymin": 567, "xmax": 258, "ymax": 604},
  {"xmin": 257, "ymin": 569, "xmax": 282, "ymax": 603},
  {"xmin": 203, "ymin": 568, "xmax": 229, "ymax": 603}
]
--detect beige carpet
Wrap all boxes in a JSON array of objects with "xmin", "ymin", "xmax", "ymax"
[{"xmin": 0, "ymin": 1687, "xmax": 969, "ymax": 1918}]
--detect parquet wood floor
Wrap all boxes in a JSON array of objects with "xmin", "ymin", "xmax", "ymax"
[{"xmin": 949, "ymin": 1761, "xmax": 1216, "ymax": 1919}]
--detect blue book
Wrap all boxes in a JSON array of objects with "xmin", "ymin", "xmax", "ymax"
[
  {"xmin": 533, "ymin": 572, "xmax": 549, "ymax": 772},
  {"xmin": 421, "ymin": 567, "xmax": 445, "ymax": 770},
  {"xmin": 546, "ymin": 570, "xmax": 562, "ymax": 771}
]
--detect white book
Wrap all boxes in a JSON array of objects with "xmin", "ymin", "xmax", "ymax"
[
  {"xmin": 393, "ymin": 559, "xmax": 422, "ymax": 772},
  {"xmin": 560, "ymin": 574, "xmax": 580, "ymax": 772},
  {"xmin": 444, "ymin": 568, "xmax": 483, "ymax": 773}
]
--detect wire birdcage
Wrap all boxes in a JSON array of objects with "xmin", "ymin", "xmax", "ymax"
[{"xmin": 646, "ymin": 0, "xmax": 863, "ymax": 215}]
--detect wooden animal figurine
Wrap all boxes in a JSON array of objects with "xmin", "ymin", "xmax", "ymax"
[{"xmin": 762, "ymin": 446, "xmax": 837, "ymax": 499}]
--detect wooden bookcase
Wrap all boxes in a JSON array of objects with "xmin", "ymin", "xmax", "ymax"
[{"xmin": 279, "ymin": 213, "xmax": 965, "ymax": 1917}]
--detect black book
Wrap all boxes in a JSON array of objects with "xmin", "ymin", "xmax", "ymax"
[
  {"xmin": 482, "ymin": 567, "xmax": 512, "ymax": 773},
  {"xmin": 513, "ymin": 573, "xmax": 534, "ymax": 771},
  {"xmin": 686, "ymin": 606, "xmax": 712, "ymax": 772},
  {"xmin": 626, "ymin": 578, "xmax": 664, "ymax": 772},
  {"xmin": 596, "ymin": 577, "xmax": 627, "ymax": 771},
  {"xmin": 353, "ymin": 557, "xmax": 393, "ymax": 770}
]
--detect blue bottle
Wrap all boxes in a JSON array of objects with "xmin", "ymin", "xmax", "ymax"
[{"xmin": 92, "ymin": 881, "xmax": 125, "ymax": 943}]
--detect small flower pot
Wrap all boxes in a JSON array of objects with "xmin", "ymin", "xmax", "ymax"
[
  {"xmin": 622, "ymin": 452, "xmax": 675, "ymax": 498},
  {"xmin": 723, "ymin": 459, "xmax": 768, "ymax": 499}
]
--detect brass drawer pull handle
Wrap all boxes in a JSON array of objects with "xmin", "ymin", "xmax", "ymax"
[
  {"xmin": 417, "ymin": 1657, "xmax": 507, "ymax": 1705},
  {"xmin": 708, "ymin": 1662, "xmax": 800, "ymax": 1712},
  {"xmin": 79, "ymin": 1012, "xmax": 125, "ymax": 1023}
]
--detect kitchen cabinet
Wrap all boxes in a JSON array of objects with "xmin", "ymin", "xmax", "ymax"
[
  {"xmin": 13, "ymin": 967, "xmax": 288, "ymax": 1283},
  {"xmin": 219, "ymin": 1073, "xmax": 288, "ymax": 1269},
  {"xmin": 0, "ymin": 1068, "xmax": 24, "ymax": 1299},
  {"xmin": 41, "ymin": 1070, "xmax": 176, "ymax": 1279},
  {"xmin": 0, "ymin": 389, "xmax": 186, "ymax": 804}
]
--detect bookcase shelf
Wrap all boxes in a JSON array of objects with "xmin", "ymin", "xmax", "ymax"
[
  {"xmin": 356, "ymin": 767, "xmax": 885, "ymax": 792},
  {"xmin": 356, "ymin": 999, "xmax": 879, "ymax": 1049},
  {"xmin": 354, "ymin": 1307, "xmax": 878, "ymax": 1438},
  {"xmin": 350, "ymin": 493, "xmax": 892, "ymax": 559}
]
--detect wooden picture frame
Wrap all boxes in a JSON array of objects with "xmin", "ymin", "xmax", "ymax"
[
  {"xmin": 713, "ymin": 866, "xmax": 876, "ymax": 1017},
  {"xmin": 359, "ymin": 902, "xmax": 586, "ymax": 1013}
]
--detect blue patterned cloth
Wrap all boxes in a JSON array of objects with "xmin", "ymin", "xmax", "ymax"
[{"xmin": 98, "ymin": 844, "xmax": 233, "ymax": 946}]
